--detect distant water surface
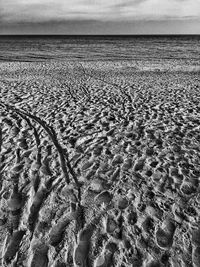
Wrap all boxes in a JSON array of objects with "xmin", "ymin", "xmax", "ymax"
[{"xmin": 0, "ymin": 36, "xmax": 200, "ymax": 71}]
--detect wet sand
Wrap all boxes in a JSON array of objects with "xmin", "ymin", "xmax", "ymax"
[{"xmin": 0, "ymin": 60, "xmax": 200, "ymax": 267}]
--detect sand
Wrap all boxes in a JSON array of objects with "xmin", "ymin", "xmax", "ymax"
[{"xmin": 0, "ymin": 60, "xmax": 200, "ymax": 267}]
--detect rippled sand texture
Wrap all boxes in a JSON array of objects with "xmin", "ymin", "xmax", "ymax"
[{"xmin": 1, "ymin": 37, "xmax": 200, "ymax": 267}]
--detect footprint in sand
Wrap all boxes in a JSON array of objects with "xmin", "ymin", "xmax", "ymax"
[
  {"xmin": 155, "ymin": 219, "xmax": 175, "ymax": 249},
  {"xmin": 30, "ymin": 243, "xmax": 49, "ymax": 267},
  {"xmin": 94, "ymin": 242, "xmax": 117, "ymax": 267},
  {"xmin": 3, "ymin": 230, "xmax": 26, "ymax": 264}
]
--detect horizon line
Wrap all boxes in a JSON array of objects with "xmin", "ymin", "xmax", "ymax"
[{"xmin": 1, "ymin": 34, "xmax": 200, "ymax": 37}]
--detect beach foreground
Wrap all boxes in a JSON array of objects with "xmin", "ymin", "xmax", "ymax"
[{"xmin": 0, "ymin": 37, "xmax": 200, "ymax": 267}]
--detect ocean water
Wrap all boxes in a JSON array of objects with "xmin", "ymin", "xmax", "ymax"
[
  {"xmin": 0, "ymin": 36, "xmax": 200, "ymax": 71},
  {"xmin": 0, "ymin": 36, "xmax": 199, "ymax": 61}
]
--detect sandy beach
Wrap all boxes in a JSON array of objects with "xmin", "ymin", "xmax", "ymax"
[{"xmin": 0, "ymin": 37, "xmax": 200, "ymax": 266}]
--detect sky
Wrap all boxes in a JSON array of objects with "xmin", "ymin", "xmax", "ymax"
[{"xmin": 0, "ymin": 0, "xmax": 200, "ymax": 34}]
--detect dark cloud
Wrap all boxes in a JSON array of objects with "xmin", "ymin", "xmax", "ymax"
[
  {"xmin": 0, "ymin": 18, "xmax": 200, "ymax": 34},
  {"xmin": 110, "ymin": 0, "xmax": 147, "ymax": 9}
]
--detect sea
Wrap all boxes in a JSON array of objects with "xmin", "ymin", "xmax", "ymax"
[{"xmin": 0, "ymin": 35, "xmax": 200, "ymax": 71}]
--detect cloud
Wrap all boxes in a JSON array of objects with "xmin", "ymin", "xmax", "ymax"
[
  {"xmin": 0, "ymin": 0, "xmax": 200, "ymax": 23},
  {"xmin": 1, "ymin": 18, "xmax": 200, "ymax": 34}
]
